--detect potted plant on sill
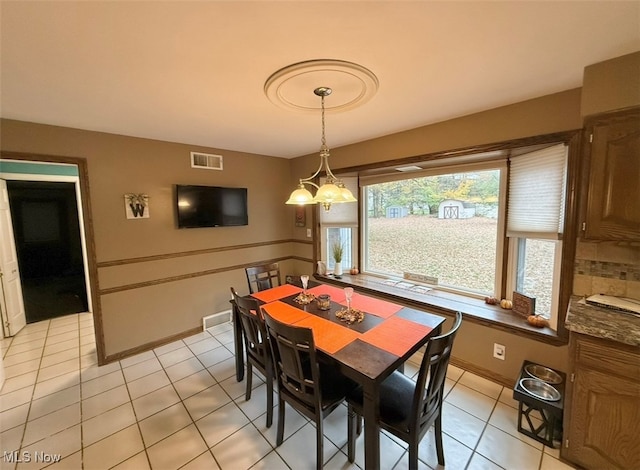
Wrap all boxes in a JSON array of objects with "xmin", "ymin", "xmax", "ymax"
[{"xmin": 332, "ymin": 240, "xmax": 344, "ymax": 277}]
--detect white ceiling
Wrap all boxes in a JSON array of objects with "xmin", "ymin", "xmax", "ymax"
[{"xmin": 1, "ymin": 1, "xmax": 639, "ymax": 159}]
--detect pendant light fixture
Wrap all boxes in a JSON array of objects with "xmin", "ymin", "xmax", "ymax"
[{"xmin": 285, "ymin": 87, "xmax": 357, "ymax": 211}]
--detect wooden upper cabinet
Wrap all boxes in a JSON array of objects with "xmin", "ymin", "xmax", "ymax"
[{"xmin": 583, "ymin": 107, "xmax": 640, "ymax": 240}]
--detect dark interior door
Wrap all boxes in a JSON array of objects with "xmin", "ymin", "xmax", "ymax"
[{"xmin": 7, "ymin": 180, "xmax": 88, "ymax": 323}]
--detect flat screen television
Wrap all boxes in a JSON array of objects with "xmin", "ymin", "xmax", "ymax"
[{"xmin": 176, "ymin": 184, "xmax": 248, "ymax": 228}]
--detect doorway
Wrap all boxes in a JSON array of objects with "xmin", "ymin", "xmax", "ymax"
[{"xmin": 6, "ymin": 180, "xmax": 88, "ymax": 322}]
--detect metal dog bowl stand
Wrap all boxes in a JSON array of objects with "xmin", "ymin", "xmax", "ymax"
[{"xmin": 513, "ymin": 360, "xmax": 566, "ymax": 448}]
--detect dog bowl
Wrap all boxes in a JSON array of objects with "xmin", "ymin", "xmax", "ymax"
[
  {"xmin": 519, "ymin": 378, "xmax": 561, "ymax": 402},
  {"xmin": 524, "ymin": 364, "xmax": 562, "ymax": 385}
]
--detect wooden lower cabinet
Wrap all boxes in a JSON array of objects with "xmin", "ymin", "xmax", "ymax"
[{"xmin": 562, "ymin": 333, "xmax": 640, "ymax": 469}]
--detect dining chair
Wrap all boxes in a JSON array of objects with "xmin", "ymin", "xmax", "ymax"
[
  {"xmin": 263, "ymin": 311, "xmax": 357, "ymax": 470},
  {"xmin": 346, "ymin": 311, "xmax": 463, "ymax": 470},
  {"xmin": 230, "ymin": 287, "xmax": 274, "ymax": 427},
  {"xmin": 245, "ymin": 262, "xmax": 281, "ymax": 294}
]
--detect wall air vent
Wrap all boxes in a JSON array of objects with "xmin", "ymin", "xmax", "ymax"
[{"xmin": 191, "ymin": 152, "xmax": 223, "ymax": 170}]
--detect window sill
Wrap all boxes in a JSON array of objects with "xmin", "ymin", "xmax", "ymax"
[{"xmin": 315, "ymin": 273, "xmax": 567, "ymax": 346}]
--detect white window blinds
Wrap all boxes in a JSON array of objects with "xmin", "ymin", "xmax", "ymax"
[
  {"xmin": 507, "ymin": 144, "xmax": 567, "ymax": 239},
  {"xmin": 319, "ymin": 176, "xmax": 359, "ymax": 224}
]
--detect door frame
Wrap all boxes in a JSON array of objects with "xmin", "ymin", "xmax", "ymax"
[{"xmin": 0, "ymin": 151, "xmax": 105, "ymax": 364}]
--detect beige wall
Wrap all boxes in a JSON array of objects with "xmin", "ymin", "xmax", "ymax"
[
  {"xmin": 1, "ymin": 120, "xmax": 297, "ymax": 358},
  {"xmin": 582, "ymin": 51, "xmax": 640, "ymax": 117}
]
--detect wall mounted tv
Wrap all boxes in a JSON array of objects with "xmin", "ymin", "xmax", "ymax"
[{"xmin": 176, "ymin": 185, "xmax": 248, "ymax": 228}]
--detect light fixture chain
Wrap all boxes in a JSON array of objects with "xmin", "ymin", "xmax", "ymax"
[{"xmin": 321, "ymin": 94, "xmax": 326, "ymax": 148}]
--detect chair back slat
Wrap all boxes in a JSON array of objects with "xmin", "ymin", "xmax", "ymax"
[
  {"xmin": 245, "ymin": 263, "xmax": 282, "ymax": 294},
  {"xmin": 413, "ymin": 312, "xmax": 462, "ymax": 433},
  {"xmin": 231, "ymin": 288, "xmax": 269, "ymax": 365},
  {"xmin": 264, "ymin": 312, "xmax": 321, "ymax": 412}
]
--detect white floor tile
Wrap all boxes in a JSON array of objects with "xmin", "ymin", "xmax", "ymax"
[
  {"xmin": 0, "ymin": 385, "xmax": 34, "ymax": 412},
  {"xmin": 180, "ymin": 451, "xmax": 220, "ymax": 470},
  {"xmin": 126, "ymin": 370, "xmax": 170, "ymax": 400},
  {"xmin": 18, "ymin": 424, "xmax": 81, "ymax": 469},
  {"xmin": 467, "ymin": 452, "xmax": 505, "ymax": 470},
  {"xmin": 197, "ymin": 345, "xmax": 233, "ymax": 368},
  {"xmin": 250, "ymin": 450, "xmax": 289, "ymax": 470},
  {"xmin": 211, "ymin": 423, "xmax": 273, "ymax": 470},
  {"xmin": 122, "ymin": 357, "xmax": 163, "ymax": 382},
  {"xmin": 187, "ymin": 337, "xmax": 222, "ymax": 356},
  {"xmin": 164, "ymin": 357, "xmax": 203, "ymax": 383},
  {"xmin": 173, "ymin": 368, "xmax": 217, "ymax": 400},
  {"xmin": 111, "ymin": 451, "xmax": 151, "ymax": 470},
  {"xmin": 183, "ymin": 384, "xmax": 232, "ymax": 421},
  {"xmin": 156, "ymin": 344, "xmax": 194, "ymax": 369},
  {"xmin": 36, "ymin": 358, "xmax": 79, "ymax": 383},
  {"xmin": 83, "ymin": 424, "xmax": 145, "ymax": 470},
  {"xmin": 80, "ymin": 360, "xmax": 121, "ymax": 383},
  {"xmin": 476, "ymin": 425, "xmax": 542, "ymax": 470},
  {"xmin": 39, "ymin": 347, "xmax": 80, "ymax": 369},
  {"xmin": 28, "ymin": 384, "xmax": 80, "ymax": 420},
  {"xmin": 418, "ymin": 428, "xmax": 473, "ymax": 469},
  {"xmin": 2, "ymin": 348, "xmax": 42, "ymax": 368},
  {"xmin": 207, "ymin": 357, "xmax": 237, "ymax": 382},
  {"xmin": 82, "ymin": 402, "xmax": 137, "ymax": 446},
  {"xmin": 81, "ymin": 369, "xmax": 125, "ymax": 398},
  {"xmin": 442, "ymin": 401, "xmax": 486, "ymax": 449},
  {"xmin": 0, "ymin": 403, "xmax": 30, "ymax": 432},
  {"xmin": 132, "ymin": 384, "xmax": 181, "ymax": 421},
  {"xmin": 196, "ymin": 401, "xmax": 250, "ymax": 448},
  {"xmin": 146, "ymin": 424, "xmax": 208, "ymax": 470},
  {"xmin": 275, "ymin": 422, "xmax": 341, "ymax": 470},
  {"xmin": 540, "ymin": 452, "xmax": 578, "ymax": 469},
  {"xmin": 445, "ymin": 383, "xmax": 497, "ymax": 422},
  {"xmin": 22, "ymin": 403, "xmax": 81, "ymax": 446},
  {"xmin": 138, "ymin": 402, "xmax": 193, "ymax": 447},
  {"xmin": 82, "ymin": 384, "xmax": 130, "ymax": 420},
  {"xmin": 0, "ymin": 424, "xmax": 25, "ymax": 455},
  {"xmin": 459, "ymin": 371, "xmax": 503, "ymax": 399},
  {"xmin": 120, "ymin": 350, "xmax": 155, "ymax": 368},
  {"xmin": 488, "ymin": 401, "xmax": 544, "ymax": 450},
  {"xmin": 153, "ymin": 340, "xmax": 186, "ymax": 357},
  {"xmin": 32, "ymin": 371, "xmax": 79, "ymax": 400}
]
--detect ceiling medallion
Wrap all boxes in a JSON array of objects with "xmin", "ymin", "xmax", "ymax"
[{"xmin": 264, "ymin": 59, "xmax": 378, "ymax": 113}]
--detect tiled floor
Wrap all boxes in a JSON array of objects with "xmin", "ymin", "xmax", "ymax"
[{"xmin": 0, "ymin": 313, "xmax": 577, "ymax": 470}]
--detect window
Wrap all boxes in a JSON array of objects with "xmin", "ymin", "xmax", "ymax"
[
  {"xmin": 360, "ymin": 143, "xmax": 569, "ymax": 330},
  {"xmin": 363, "ymin": 166, "xmax": 504, "ymax": 296},
  {"xmin": 319, "ymin": 177, "xmax": 358, "ymax": 272}
]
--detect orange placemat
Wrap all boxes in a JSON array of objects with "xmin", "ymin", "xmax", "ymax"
[
  {"xmin": 261, "ymin": 301, "xmax": 310, "ymax": 325},
  {"xmin": 295, "ymin": 316, "xmax": 360, "ymax": 354},
  {"xmin": 251, "ymin": 284, "xmax": 302, "ymax": 303},
  {"xmin": 307, "ymin": 284, "xmax": 347, "ymax": 302},
  {"xmin": 361, "ymin": 316, "xmax": 433, "ymax": 357},
  {"xmin": 339, "ymin": 295, "xmax": 403, "ymax": 318}
]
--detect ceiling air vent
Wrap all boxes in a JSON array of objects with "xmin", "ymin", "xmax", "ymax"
[{"xmin": 191, "ymin": 152, "xmax": 223, "ymax": 170}]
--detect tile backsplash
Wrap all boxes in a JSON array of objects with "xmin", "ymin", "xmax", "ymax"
[{"xmin": 573, "ymin": 240, "xmax": 640, "ymax": 299}]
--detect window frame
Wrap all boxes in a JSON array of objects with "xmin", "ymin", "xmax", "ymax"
[
  {"xmin": 316, "ymin": 131, "xmax": 581, "ymax": 341},
  {"xmin": 361, "ymin": 162, "xmax": 507, "ymax": 299}
]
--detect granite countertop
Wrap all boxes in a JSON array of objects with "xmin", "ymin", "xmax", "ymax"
[{"xmin": 565, "ymin": 295, "xmax": 640, "ymax": 347}]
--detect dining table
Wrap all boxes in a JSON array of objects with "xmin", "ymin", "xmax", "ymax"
[{"xmin": 232, "ymin": 281, "xmax": 446, "ymax": 470}]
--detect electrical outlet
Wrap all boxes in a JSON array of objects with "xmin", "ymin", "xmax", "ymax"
[{"xmin": 493, "ymin": 343, "xmax": 506, "ymax": 360}]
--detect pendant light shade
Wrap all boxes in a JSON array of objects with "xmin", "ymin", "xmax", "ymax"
[
  {"xmin": 285, "ymin": 184, "xmax": 315, "ymax": 205},
  {"xmin": 285, "ymin": 87, "xmax": 357, "ymax": 211}
]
